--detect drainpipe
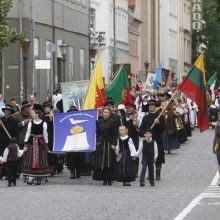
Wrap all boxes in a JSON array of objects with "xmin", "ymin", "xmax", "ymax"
[{"xmin": 19, "ymin": 0, "xmax": 23, "ymax": 102}]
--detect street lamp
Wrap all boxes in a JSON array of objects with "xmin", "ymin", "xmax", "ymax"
[
  {"xmin": 144, "ymin": 60, "xmax": 150, "ymax": 73},
  {"xmin": 59, "ymin": 42, "xmax": 68, "ymax": 82},
  {"xmin": 20, "ymin": 38, "xmax": 31, "ymax": 101}
]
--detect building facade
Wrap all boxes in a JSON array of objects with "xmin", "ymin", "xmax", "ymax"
[
  {"xmin": 140, "ymin": 0, "xmax": 160, "ymax": 81},
  {"xmin": 160, "ymin": 0, "xmax": 192, "ymax": 84},
  {"xmin": 128, "ymin": 0, "xmax": 142, "ymax": 86},
  {"xmin": 4, "ymin": 0, "xmax": 89, "ymax": 103},
  {"xmin": 90, "ymin": 0, "xmax": 129, "ymax": 83},
  {"xmin": 178, "ymin": 0, "xmax": 192, "ymax": 83}
]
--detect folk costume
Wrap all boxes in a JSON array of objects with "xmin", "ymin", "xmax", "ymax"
[
  {"xmin": 13, "ymin": 101, "xmax": 32, "ymax": 177},
  {"xmin": 1, "ymin": 137, "xmax": 24, "ymax": 186},
  {"xmin": 23, "ymin": 104, "xmax": 50, "ymax": 185},
  {"xmin": 93, "ymin": 117, "xmax": 117, "ymax": 185},
  {"xmin": 137, "ymin": 138, "xmax": 158, "ymax": 186},
  {"xmin": 0, "ymin": 105, "xmax": 18, "ymax": 178},
  {"xmin": 114, "ymin": 135, "xmax": 137, "ymax": 185},
  {"xmin": 43, "ymin": 102, "xmax": 58, "ymax": 176},
  {"xmin": 139, "ymin": 100, "xmax": 165, "ymax": 180}
]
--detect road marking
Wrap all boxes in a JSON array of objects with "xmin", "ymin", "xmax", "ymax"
[
  {"xmin": 210, "ymin": 171, "xmax": 219, "ymax": 186},
  {"xmin": 173, "ymin": 171, "xmax": 219, "ymax": 220}
]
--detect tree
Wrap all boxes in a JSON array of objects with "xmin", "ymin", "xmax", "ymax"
[
  {"xmin": 192, "ymin": 0, "xmax": 220, "ymax": 86},
  {"xmin": 0, "ymin": 0, "xmax": 24, "ymax": 93}
]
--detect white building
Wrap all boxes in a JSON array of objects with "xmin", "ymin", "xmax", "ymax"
[
  {"xmin": 160, "ymin": 0, "xmax": 179, "ymax": 78},
  {"xmin": 90, "ymin": 0, "xmax": 129, "ymax": 83},
  {"xmin": 178, "ymin": 0, "xmax": 192, "ymax": 83},
  {"xmin": 160, "ymin": 0, "xmax": 192, "ymax": 84}
]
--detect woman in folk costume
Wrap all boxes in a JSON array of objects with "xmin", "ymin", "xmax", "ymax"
[
  {"xmin": 23, "ymin": 104, "xmax": 51, "ymax": 185},
  {"xmin": 113, "ymin": 126, "xmax": 137, "ymax": 186},
  {"xmin": 93, "ymin": 107, "xmax": 118, "ymax": 186},
  {"xmin": 165, "ymin": 101, "xmax": 180, "ymax": 153},
  {"xmin": 183, "ymin": 103, "xmax": 192, "ymax": 137}
]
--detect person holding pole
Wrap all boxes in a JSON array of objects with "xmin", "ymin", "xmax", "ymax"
[
  {"xmin": 139, "ymin": 100, "xmax": 165, "ymax": 180},
  {"xmin": 0, "ymin": 104, "xmax": 18, "ymax": 179}
]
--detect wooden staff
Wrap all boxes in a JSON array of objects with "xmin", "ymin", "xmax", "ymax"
[
  {"xmin": 151, "ymin": 89, "xmax": 179, "ymax": 129},
  {"xmin": 0, "ymin": 122, "xmax": 11, "ymax": 139}
]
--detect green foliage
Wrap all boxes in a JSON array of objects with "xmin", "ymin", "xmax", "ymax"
[
  {"xmin": 0, "ymin": 0, "xmax": 24, "ymax": 49},
  {"xmin": 192, "ymin": 0, "xmax": 220, "ymax": 84}
]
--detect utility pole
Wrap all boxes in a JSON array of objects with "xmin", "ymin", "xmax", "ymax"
[{"xmin": 112, "ymin": 0, "xmax": 116, "ymax": 77}]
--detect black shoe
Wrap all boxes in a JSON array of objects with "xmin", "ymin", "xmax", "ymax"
[
  {"xmin": 140, "ymin": 183, "xmax": 145, "ymax": 187},
  {"xmin": 70, "ymin": 171, "xmax": 75, "ymax": 179},
  {"xmin": 13, "ymin": 182, "xmax": 16, "ymax": 186},
  {"xmin": 107, "ymin": 181, "xmax": 112, "ymax": 186},
  {"xmin": 76, "ymin": 175, "xmax": 80, "ymax": 179},
  {"xmin": 156, "ymin": 169, "xmax": 161, "ymax": 180},
  {"xmin": 7, "ymin": 183, "xmax": 12, "ymax": 187},
  {"xmin": 103, "ymin": 181, "xmax": 107, "ymax": 186},
  {"xmin": 123, "ymin": 182, "xmax": 126, "ymax": 186},
  {"xmin": 150, "ymin": 182, "xmax": 155, "ymax": 186}
]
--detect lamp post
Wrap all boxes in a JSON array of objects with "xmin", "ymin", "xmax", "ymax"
[
  {"xmin": 20, "ymin": 38, "xmax": 31, "ymax": 101},
  {"xmin": 59, "ymin": 42, "xmax": 68, "ymax": 82},
  {"xmin": 144, "ymin": 60, "xmax": 150, "ymax": 76}
]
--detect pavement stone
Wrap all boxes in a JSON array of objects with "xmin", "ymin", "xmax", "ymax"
[{"xmin": 0, "ymin": 128, "xmax": 217, "ymax": 220}]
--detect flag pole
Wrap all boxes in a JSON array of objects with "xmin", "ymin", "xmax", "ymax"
[
  {"xmin": 106, "ymin": 64, "xmax": 123, "ymax": 89},
  {"xmin": 151, "ymin": 89, "xmax": 179, "ymax": 129},
  {"xmin": 1, "ymin": 123, "xmax": 12, "ymax": 139}
]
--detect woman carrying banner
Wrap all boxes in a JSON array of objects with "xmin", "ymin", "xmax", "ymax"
[
  {"xmin": 23, "ymin": 104, "xmax": 51, "ymax": 185},
  {"xmin": 93, "ymin": 107, "xmax": 118, "ymax": 186}
]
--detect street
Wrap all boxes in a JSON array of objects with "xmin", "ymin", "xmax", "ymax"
[{"xmin": 0, "ymin": 128, "xmax": 218, "ymax": 220}]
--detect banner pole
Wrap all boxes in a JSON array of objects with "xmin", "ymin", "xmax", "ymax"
[{"xmin": 151, "ymin": 89, "xmax": 179, "ymax": 129}]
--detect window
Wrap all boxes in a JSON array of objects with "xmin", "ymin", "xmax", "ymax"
[
  {"xmin": 68, "ymin": 46, "xmax": 74, "ymax": 81},
  {"xmin": 90, "ymin": 8, "xmax": 96, "ymax": 30},
  {"xmin": 46, "ymin": 40, "xmax": 52, "ymax": 59},
  {"xmin": 80, "ymin": 49, "xmax": 85, "ymax": 80},
  {"xmin": 34, "ymin": 38, "xmax": 39, "ymax": 58}
]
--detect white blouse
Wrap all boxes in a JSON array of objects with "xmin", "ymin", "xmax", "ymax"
[
  {"xmin": 115, "ymin": 135, "xmax": 137, "ymax": 157},
  {"xmin": 24, "ymin": 120, "xmax": 48, "ymax": 144}
]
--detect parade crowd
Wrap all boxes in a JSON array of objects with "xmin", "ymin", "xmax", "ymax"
[{"xmin": 0, "ymin": 87, "xmax": 219, "ymax": 187}]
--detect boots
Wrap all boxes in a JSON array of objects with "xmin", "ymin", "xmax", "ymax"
[{"xmin": 70, "ymin": 170, "xmax": 75, "ymax": 179}]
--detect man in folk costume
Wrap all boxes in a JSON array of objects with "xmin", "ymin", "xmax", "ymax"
[
  {"xmin": 42, "ymin": 102, "xmax": 58, "ymax": 176},
  {"xmin": 13, "ymin": 101, "xmax": 32, "ymax": 177},
  {"xmin": 0, "ymin": 104, "xmax": 19, "ymax": 178},
  {"xmin": 139, "ymin": 99, "xmax": 165, "ymax": 180}
]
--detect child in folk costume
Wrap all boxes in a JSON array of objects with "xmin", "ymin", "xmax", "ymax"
[
  {"xmin": 0, "ymin": 137, "xmax": 27, "ymax": 186},
  {"xmin": 23, "ymin": 104, "xmax": 51, "ymax": 185},
  {"xmin": 137, "ymin": 129, "xmax": 158, "ymax": 187},
  {"xmin": 113, "ymin": 126, "xmax": 137, "ymax": 186}
]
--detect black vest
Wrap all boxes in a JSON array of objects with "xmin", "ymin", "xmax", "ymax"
[
  {"xmin": 142, "ymin": 140, "xmax": 154, "ymax": 158},
  {"xmin": 119, "ymin": 137, "xmax": 129, "ymax": 153},
  {"xmin": 7, "ymin": 148, "xmax": 18, "ymax": 161}
]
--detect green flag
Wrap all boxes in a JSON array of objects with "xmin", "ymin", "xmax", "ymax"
[
  {"xmin": 105, "ymin": 66, "xmax": 133, "ymax": 106},
  {"xmin": 207, "ymin": 72, "xmax": 217, "ymax": 90}
]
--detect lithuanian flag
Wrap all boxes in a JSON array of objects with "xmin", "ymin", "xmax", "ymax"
[
  {"xmin": 105, "ymin": 66, "xmax": 133, "ymax": 106},
  {"xmin": 82, "ymin": 55, "xmax": 106, "ymax": 110},
  {"xmin": 178, "ymin": 53, "xmax": 209, "ymax": 132}
]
